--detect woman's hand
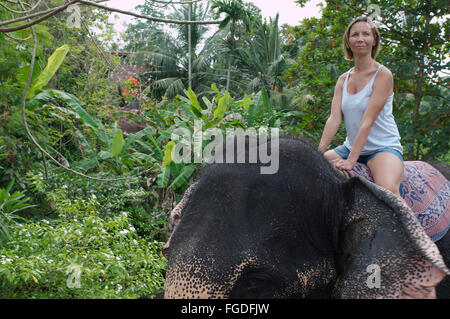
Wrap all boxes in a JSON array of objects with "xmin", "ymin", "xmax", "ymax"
[{"xmin": 332, "ymin": 158, "xmax": 356, "ymax": 171}]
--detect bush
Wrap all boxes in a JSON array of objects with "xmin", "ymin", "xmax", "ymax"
[{"xmin": 0, "ymin": 187, "xmax": 166, "ymax": 299}]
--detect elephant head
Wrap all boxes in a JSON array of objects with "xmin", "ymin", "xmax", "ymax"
[{"xmin": 164, "ymin": 137, "xmax": 449, "ymax": 298}]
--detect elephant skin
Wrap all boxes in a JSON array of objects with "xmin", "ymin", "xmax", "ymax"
[{"xmin": 164, "ymin": 137, "xmax": 450, "ymax": 299}]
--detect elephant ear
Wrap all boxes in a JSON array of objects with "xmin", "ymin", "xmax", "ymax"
[
  {"xmin": 162, "ymin": 182, "xmax": 199, "ymax": 258},
  {"xmin": 334, "ymin": 176, "xmax": 450, "ymax": 299}
]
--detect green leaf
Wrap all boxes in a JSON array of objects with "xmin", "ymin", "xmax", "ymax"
[
  {"xmin": 202, "ymin": 96, "xmax": 213, "ymax": 113},
  {"xmin": 5, "ymin": 179, "xmax": 15, "ymax": 197},
  {"xmin": 214, "ymin": 93, "xmax": 230, "ymax": 120},
  {"xmin": 98, "ymin": 151, "xmax": 113, "ymax": 160},
  {"xmin": 122, "ymin": 126, "xmax": 155, "ymax": 151},
  {"xmin": 162, "ymin": 141, "xmax": 176, "ymax": 166},
  {"xmin": 189, "ymin": 105, "xmax": 204, "ymax": 119},
  {"xmin": 157, "ymin": 166, "xmax": 171, "ymax": 188},
  {"xmin": 211, "ymin": 83, "xmax": 220, "ymax": 94},
  {"xmin": 25, "ymin": 88, "xmax": 110, "ymax": 146},
  {"xmin": 147, "ymin": 135, "xmax": 164, "ymax": 160},
  {"xmin": 170, "ymin": 164, "xmax": 196, "ymax": 189},
  {"xmin": 131, "ymin": 152, "xmax": 156, "ymax": 163},
  {"xmin": 247, "ymin": 103, "xmax": 259, "ymax": 127},
  {"xmin": 204, "ymin": 118, "xmax": 220, "ymax": 130},
  {"xmin": 47, "ymin": 90, "xmax": 83, "ymax": 109},
  {"xmin": 110, "ymin": 127, "xmax": 124, "ymax": 157},
  {"xmin": 26, "ymin": 89, "xmax": 81, "ymax": 110},
  {"xmin": 17, "ymin": 63, "xmax": 41, "ymax": 90},
  {"xmin": 238, "ymin": 96, "xmax": 253, "ymax": 111},
  {"xmin": 261, "ymin": 87, "xmax": 270, "ymax": 110},
  {"xmin": 27, "ymin": 45, "xmax": 70, "ymax": 99},
  {"xmin": 187, "ymin": 87, "xmax": 202, "ymax": 114}
]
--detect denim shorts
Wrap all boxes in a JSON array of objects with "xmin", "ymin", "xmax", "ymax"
[{"xmin": 333, "ymin": 145, "xmax": 404, "ymax": 165}]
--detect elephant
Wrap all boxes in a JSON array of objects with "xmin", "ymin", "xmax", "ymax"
[{"xmin": 163, "ymin": 136, "xmax": 450, "ymax": 298}]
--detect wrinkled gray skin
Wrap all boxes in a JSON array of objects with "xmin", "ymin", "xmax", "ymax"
[{"xmin": 164, "ymin": 137, "xmax": 450, "ymax": 299}]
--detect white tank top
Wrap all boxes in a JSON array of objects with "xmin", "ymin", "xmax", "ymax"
[{"xmin": 341, "ymin": 65, "xmax": 403, "ymax": 155}]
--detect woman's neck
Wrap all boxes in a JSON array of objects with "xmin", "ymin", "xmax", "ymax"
[{"xmin": 352, "ymin": 55, "xmax": 376, "ymax": 73}]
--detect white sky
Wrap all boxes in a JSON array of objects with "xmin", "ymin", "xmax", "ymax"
[
  {"xmin": 105, "ymin": 0, "xmax": 324, "ymax": 33},
  {"xmin": 248, "ymin": 0, "xmax": 323, "ymax": 25}
]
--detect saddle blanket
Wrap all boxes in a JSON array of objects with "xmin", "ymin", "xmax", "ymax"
[{"xmin": 348, "ymin": 161, "xmax": 450, "ymax": 242}]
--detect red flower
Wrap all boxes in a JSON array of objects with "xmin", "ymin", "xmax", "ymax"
[{"xmin": 126, "ymin": 76, "xmax": 138, "ymax": 86}]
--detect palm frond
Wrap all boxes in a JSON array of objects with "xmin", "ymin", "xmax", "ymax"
[{"xmin": 164, "ymin": 78, "xmax": 186, "ymax": 99}]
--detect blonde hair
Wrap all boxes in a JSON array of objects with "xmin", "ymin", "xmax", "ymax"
[{"xmin": 343, "ymin": 16, "xmax": 380, "ymax": 60}]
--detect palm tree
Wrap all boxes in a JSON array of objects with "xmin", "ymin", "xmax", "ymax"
[
  {"xmin": 236, "ymin": 14, "xmax": 295, "ymax": 106},
  {"xmin": 210, "ymin": 0, "xmax": 254, "ymax": 92},
  {"xmin": 122, "ymin": 2, "xmax": 217, "ymax": 100}
]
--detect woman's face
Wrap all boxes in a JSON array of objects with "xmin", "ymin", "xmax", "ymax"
[{"xmin": 348, "ymin": 21, "xmax": 376, "ymax": 57}]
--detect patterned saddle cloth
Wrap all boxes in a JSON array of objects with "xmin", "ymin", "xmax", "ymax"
[{"xmin": 348, "ymin": 161, "xmax": 450, "ymax": 242}]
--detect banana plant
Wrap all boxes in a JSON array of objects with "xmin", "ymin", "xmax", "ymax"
[
  {"xmin": 157, "ymin": 85, "xmax": 239, "ymax": 190},
  {"xmin": 21, "ymin": 44, "xmax": 159, "ymax": 174},
  {"xmin": 157, "ymin": 85, "xmax": 306, "ymax": 190},
  {"xmin": 26, "ymin": 44, "xmax": 70, "ymax": 99},
  {"xmin": 26, "ymin": 89, "xmax": 159, "ymax": 174}
]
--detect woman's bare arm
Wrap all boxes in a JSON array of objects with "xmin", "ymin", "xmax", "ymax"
[{"xmin": 318, "ymin": 73, "xmax": 346, "ymax": 153}]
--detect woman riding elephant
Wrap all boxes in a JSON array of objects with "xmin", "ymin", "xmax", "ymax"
[
  {"xmin": 318, "ymin": 16, "xmax": 404, "ymax": 199},
  {"xmin": 163, "ymin": 16, "xmax": 450, "ymax": 299}
]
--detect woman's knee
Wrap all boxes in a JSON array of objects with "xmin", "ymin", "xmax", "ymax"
[
  {"xmin": 368, "ymin": 152, "xmax": 404, "ymax": 196},
  {"xmin": 377, "ymin": 181, "xmax": 401, "ymax": 195}
]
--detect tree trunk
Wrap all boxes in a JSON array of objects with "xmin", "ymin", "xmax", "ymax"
[
  {"xmin": 188, "ymin": 2, "xmax": 192, "ymax": 89},
  {"xmin": 408, "ymin": 66, "xmax": 424, "ymax": 160},
  {"xmin": 226, "ymin": 53, "xmax": 232, "ymax": 92},
  {"xmin": 407, "ymin": 15, "xmax": 431, "ymax": 160}
]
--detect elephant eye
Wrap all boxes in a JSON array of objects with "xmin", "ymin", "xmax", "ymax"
[
  {"xmin": 229, "ymin": 270, "xmax": 277, "ymax": 299},
  {"xmin": 246, "ymin": 278, "xmax": 261, "ymax": 290}
]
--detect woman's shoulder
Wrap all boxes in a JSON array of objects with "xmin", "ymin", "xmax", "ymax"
[
  {"xmin": 335, "ymin": 72, "xmax": 348, "ymax": 88},
  {"xmin": 338, "ymin": 71, "xmax": 348, "ymax": 79},
  {"xmin": 377, "ymin": 65, "xmax": 393, "ymax": 79},
  {"xmin": 374, "ymin": 65, "xmax": 394, "ymax": 92}
]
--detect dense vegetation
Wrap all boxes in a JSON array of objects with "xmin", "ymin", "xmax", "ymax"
[{"xmin": 0, "ymin": 0, "xmax": 448, "ymax": 298}]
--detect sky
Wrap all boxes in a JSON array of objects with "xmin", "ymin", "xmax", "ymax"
[
  {"xmin": 105, "ymin": 0, "xmax": 324, "ymax": 35},
  {"xmin": 248, "ymin": 0, "xmax": 323, "ymax": 25}
]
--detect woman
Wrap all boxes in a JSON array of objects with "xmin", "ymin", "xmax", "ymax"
[{"xmin": 318, "ymin": 16, "xmax": 404, "ymax": 198}]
